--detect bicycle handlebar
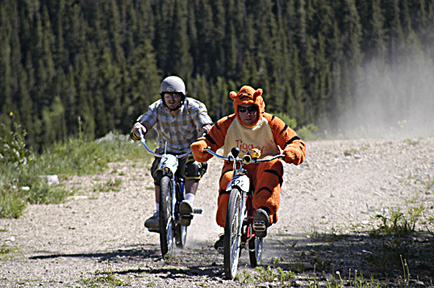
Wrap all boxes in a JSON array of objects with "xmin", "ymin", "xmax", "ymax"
[
  {"xmin": 138, "ymin": 129, "xmax": 192, "ymax": 159},
  {"xmin": 204, "ymin": 147, "xmax": 284, "ymax": 164}
]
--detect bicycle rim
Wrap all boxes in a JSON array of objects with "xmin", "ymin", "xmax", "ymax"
[
  {"xmin": 159, "ymin": 176, "xmax": 174, "ymax": 257},
  {"xmin": 249, "ymin": 235, "xmax": 263, "ymax": 267},
  {"xmin": 224, "ymin": 188, "xmax": 243, "ymax": 280}
]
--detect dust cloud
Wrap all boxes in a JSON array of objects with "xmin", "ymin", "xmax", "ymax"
[{"xmin": 334, "ymin": 56, "xmax": 434, "ymax": 139}]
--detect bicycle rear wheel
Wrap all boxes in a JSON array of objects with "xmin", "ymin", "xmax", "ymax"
[
  {"xmin": 175, "ymin": 182, "xmax": 188, "ymax": 248},
  {"xmin": 159, "ymin": 175, "xmax": 174, "ymax": 257},
  {"xmin": 224, "ymin": 188, "xmax": 244, "ymax": 280},
  {"xmin": 249, "ymin": 235, "xmax": 263, "ymax": 267},
  {"xmin": 175, "ymin": 223, "xmax": 188, "ymax": 248}
]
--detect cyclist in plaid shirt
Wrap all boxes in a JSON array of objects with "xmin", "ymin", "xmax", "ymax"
[{"xmin": 131, "ymin": 76, "xmax": 213, "ymax": 229}]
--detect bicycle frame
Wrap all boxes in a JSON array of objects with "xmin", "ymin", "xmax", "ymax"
[
  {"xmin": 205, "ymin": 146, "xmax": 283, "ymax": 279},
  {"xmin": 138, "ymin": 129, "xmax": 193, "ymax": 257}
]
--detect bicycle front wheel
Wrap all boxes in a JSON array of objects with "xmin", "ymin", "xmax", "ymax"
[
  {"xmin": 159, "ymin": 175, "xmax": 174, "ymax": 257},
  {"xmin": 224, "ymin": 188, "xmax": 244, "ymax": 280}
]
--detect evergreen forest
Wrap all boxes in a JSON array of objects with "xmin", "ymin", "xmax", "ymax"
[{"xmin": 1, "ymin": 0, "xmax": 434, "ymax": 151}]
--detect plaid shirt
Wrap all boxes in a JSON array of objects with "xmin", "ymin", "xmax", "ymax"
[{"xmin": 137, "ymin": 97, "xmax": 213, "ymax": 154}]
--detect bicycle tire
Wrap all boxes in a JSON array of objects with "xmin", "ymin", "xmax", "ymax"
[
  {"xmin": 175, "ymin": 181, "xmax": 188, "ymax": 248},
  {"xmin": 159, "ymin": 175, "xmax": 174, "ymax": 257},
  {"xmin": 224, "ymin": 188, "xmax": 243, "ymax": 280},
  {"xmin": 175, "ymin": 224, "xmax": 188, "ymax": 248},
  {"xmin": 249, "ymin": 235, "xmax": 263, "ymax": 267}
]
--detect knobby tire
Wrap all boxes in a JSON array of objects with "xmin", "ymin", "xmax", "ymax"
[
  {"xmin": 159, "ymin": 175, "xmax": 174, "ymax": 257},
  {"xmin": 175, "ymin": 182, "xmax": 188, "ymax": 248},
  {"xmin": 224, "ymin": 188, "xmax": 243, "ymax": 280}
]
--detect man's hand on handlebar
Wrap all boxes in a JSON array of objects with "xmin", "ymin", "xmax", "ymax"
[{"xmin": 130, "ymin": 122, "xmax": 147, "ymax": 141}]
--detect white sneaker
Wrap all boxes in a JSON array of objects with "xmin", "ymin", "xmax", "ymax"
[
  {"xmin": 179, "ymin": 200, "xmax": 193, "ymax": 226},
  {"xmin": 144, "ymin": 211, "xmax": 159, "ymax": 229}
]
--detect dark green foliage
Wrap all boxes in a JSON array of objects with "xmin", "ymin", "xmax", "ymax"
[
  {"xmin": 0, "ymin": 0, "xmax": 433, "ymax": 150},
  {"xmin": 0, "ymin": 113, "xmax": 30, "ymax": 167}
]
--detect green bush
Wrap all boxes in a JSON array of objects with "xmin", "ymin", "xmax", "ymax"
[
  {"xmin": 0, "ymin": 185, "xmax": 27, "ymax": 219},
  {"xmin": 0, "ymin": 113, "xmax": 31, "ymax": 167},
  {"xmin": 273, "ymin": 112, "xmax": 318, "ymax": 141},
  {"xmin": 274, "ymin": 112, "xmax": 298, "ymax": 128},
  {"xmin": 297, "ymin": 123, "xmax": 319, "ymax": 141},
  {"xmin": 0, "ymin": 131, "xmax": 150, "ymax": 218}
]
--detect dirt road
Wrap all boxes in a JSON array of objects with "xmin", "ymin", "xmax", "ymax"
[{"xmin": 1, "ymin": 137, "xmax": 433, "ymax": 287}]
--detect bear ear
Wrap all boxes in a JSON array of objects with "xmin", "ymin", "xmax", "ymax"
[
  {"xmin": 229, "ymin": 91, "xmax": 238, "ymax": 100},
  {"xmin": 253, "ymin": 88, "xmax": 263, "ymax": 98}
]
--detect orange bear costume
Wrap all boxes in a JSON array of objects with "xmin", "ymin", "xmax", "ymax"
[{"xmin": 191, "ymin": 85, "xmax": 306, "ymax": 227}]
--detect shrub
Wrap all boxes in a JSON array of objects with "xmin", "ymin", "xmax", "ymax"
[{"xmin": 0, "ymin": 113, "xmax": 31, "ymax": 167}]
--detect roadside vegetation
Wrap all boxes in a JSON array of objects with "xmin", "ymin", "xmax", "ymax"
[
  {"xmin": 0, "ymin": 112, "xmax": 313, "ymax": 219},
  {"xmin": 0, "ymin": 118, "xmax": 151, "ymax": 219}
]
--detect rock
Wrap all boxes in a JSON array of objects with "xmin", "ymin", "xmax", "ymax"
[{"xmin": 39, "ymin": 175, "xmax": 60, "ymax": 187}]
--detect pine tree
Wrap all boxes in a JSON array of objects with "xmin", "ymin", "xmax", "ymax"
[
  {"xmin": 212, "ymin": 76, "xmax": 229, "ymax": 120},
  {"xmin": 192, "ymin": 0, "xmax": 214, "ymax": 77},
  {"xmin": 369, "ymin": 0, "xmax": 387, "ymax": 61},
  {"xmin": 224, "ymin": 19, "xmax": 238, "ymax": 79},
  {"xmin": 383, "ymin": 0, "xmax": 405, "ymax": 65},
  {"xmin": 75, "ymin": 55, "xmax": 95, "ymax": 140},
  {"xmin": 17, "ymin": 65, "xmax": 33, "ymax": 140},
  {"xmin": 153, "ymin": 0, "xmax": 171, "ymax": 71},
  {"xmin": 167, "ymin": 0, "xmax": 192, "ymax": 78},
  {"xmin": 106, "ymin": 1, "xmax": 125, "ymax": 64},
  {"xmin": 129, "ymin": 40, "xmax": 161, "ymax": 123},
  {"xmin": 65, "ymin": 66, "xmax": 77, "ymax": 136},
  {"xmin": 209, "ymin": 0, "xmax": 226, "ymax": 77},
  {"xmin": 135, "ymin": 0, "xmax": 155, "ymax": 46},
  {"xmin": 42, "ymin": 96, "xmax": 66, "ymax": 144},
  {"xmin": 0, "ymin": 4, "xmax": 13, "ymax": 115}
]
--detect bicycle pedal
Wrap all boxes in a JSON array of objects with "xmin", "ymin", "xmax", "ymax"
[
  {"xmin": 180, "ymin": 212, "xmax": 193, "ymax": 219},
  {"xmin": 148, "ymin": 227, "xmax": 160, "ymax": 233},
  {"xmin": 253, "ymin": 221, "xmax": 267, "ymax": 232},
  {"xmin": 216, "ymin": 246, "xmax": 224, "ymax": 255},
  {"xmin": 193, "ymin": 208, "xmax": 203, "ymax": 214}
]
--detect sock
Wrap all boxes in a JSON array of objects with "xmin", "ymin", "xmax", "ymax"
[{"xmin": 184, "ymin": 193, "xmax": 195, "ymax": 204}]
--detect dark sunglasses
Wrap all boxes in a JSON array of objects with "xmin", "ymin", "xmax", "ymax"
[
  {"xmin": 164, "ymin": 93, "xmax": 182, "ymax": 99},
  {"xmin": 238, "ymin": 105, "xmax": 258, "ymax": 113}
]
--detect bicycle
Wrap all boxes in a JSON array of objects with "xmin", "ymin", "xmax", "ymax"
[
  {"xmin": 205, "ymin": 146, "xmax": 284, "ymax": 279},
  {"xmin": 138, "ymin": 129, "xmax": 202, "ymax": 258}
]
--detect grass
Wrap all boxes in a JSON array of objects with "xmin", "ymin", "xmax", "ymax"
[
  {"xmin": 371, "ymin": 207, "xmax": 422, "ymax": 237},
  {"xmin": 0, "ymin": 245, "xmax": 20, "ymax": 261},
  {"xmin": 93, "ymin": 177, "xmax": 123, "ymax": 193},
  {"xmin": 235, "ymin": 264, "xmax": 386, "ymax": 287},
  {"xmin": 80, "ymin": 274, "xmax": 130, "ymax": 287},
  {"xmin": 80, "ymin": 260, "xmax": 131, "ymax": 287},
  {"xmin": 0, "ymin": 132, "xmax": 153, "ymax": 218}
]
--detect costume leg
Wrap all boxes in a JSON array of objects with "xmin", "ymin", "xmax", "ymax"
[
  {"xmin": 216, "ymin": 163, "xmax": 233, "ymax": 227},
  {"xmin": 252, "ymin": 159, "xmax": 283, "ymax": 224}
]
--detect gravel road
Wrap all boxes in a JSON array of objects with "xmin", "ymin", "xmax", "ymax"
[{"xmin": 1, "ymin": 136, "xmax": 433, "ymax": 287}]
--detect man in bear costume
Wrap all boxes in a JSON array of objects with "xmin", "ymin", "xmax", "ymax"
[{"xmin": 191, "ymin": 85, "xmax": 306, "ymax": 251}]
